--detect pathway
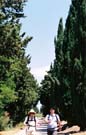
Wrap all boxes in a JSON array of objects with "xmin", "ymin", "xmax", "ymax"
[
  {"xmin": 14, "ymin": 118, "xmax": 80, "ymax": 135},
  {"xmin": 14, "ymin": 119, "xmax": 47, "ymax": 135}
]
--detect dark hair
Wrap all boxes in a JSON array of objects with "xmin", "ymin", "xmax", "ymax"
[{"xmin": 50, "ymin": 107, "xmax": 55, "ymax": 110}]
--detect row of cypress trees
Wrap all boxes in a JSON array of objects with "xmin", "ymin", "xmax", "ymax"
[
  {"xmin": 0, "ymin": 0, "xmax": 39, "ymax": 128},
  {"xmin": 40, "ymin": 0, "xmax": 86, "ymax": 129}
]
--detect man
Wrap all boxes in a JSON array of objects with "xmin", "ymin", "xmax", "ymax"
[
  {"xmin": 44, "ymin": 107, "xmax": 61, "ymax": 135},
  {"xmin": 24, "ymin": 109, "xmax": 37, "ymax": 135}
]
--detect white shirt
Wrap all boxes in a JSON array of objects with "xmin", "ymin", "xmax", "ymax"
[
  {"xmin": 45, "ymin": 114, "xmax": 60, "ymax": 129},
  {"xmin": 24, "ymin": 116, "xmax": 37, "ymax": 126}
]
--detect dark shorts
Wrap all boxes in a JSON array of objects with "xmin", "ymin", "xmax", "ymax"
[{"xmin": 47, "ymin": 128, "xmax": 57, "ymax": 135}]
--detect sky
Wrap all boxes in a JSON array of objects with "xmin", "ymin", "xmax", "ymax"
[{"xmin": 21, "ymin": 0, "xmax": 71, "ymax": 84}]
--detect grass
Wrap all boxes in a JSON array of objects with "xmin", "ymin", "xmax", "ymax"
[
  {"xmin": 0, "ymin": 128, "xmax": 19, "ymax": 135},
  {"xmin": 36, "ymin": 113, "xmax": 43, "ymax": 117},
  {"xmin": 0, "ymin": 122, "xmax": 24, "ymax": 135}
]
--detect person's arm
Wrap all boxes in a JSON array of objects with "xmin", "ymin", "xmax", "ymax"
[
  {"xmin": 44, "ymin": 115, "xmax": 51, "ymax": 124},
  {"xmin": 57, "ymin": 115, "xmax": 62, "ymax": 131},
  {"xmin": 24, "ymin": 116, "xmax": 28, "ymax": 126},
  {"xmin": 58, "ymin": 120, "xmax": 62, "ymax": 131}
]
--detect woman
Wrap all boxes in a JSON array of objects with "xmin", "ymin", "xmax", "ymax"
[{"xmin": 24, "ymin": 109, "xmax": 37, "ymax": 135}]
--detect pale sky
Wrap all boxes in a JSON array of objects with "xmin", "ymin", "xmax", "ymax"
[{"xmin": 21, "ymin": 0, "xmax": 71, "ymax": 84}]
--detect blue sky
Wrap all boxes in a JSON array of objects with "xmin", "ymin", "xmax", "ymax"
[{"xmin": 21, "ymin": 0, "xmax": 71, "ymax": 83}]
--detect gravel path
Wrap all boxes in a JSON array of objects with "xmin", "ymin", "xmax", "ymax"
[
  {"xmin": 14, "ymin": 123, "xmax": 47, "ymax": 135},
  {"xmin": 9, "ymin": 119, "xmax": 80, "ymax": 135}
]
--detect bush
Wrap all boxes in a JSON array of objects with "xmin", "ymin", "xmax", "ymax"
[{"xmin": 0, "ymin": 114, "xmax": 13, "ymax": 130}]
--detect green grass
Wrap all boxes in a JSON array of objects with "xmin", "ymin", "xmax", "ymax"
[{"xmin": 36, "ymin": 113, "xmax": 43, "ymax": 117}]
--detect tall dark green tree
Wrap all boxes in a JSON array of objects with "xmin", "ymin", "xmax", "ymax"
[
  {"xmin": 0, "ymin": 0, "xmax": 39, "ymax": 126},
  {"xmin": 61, "ymin": 0, "xmax": 86, "ymax": 128},
  {"xmin": 0, "ymin": 0, "xmax": 25, "ymax": 116},
  {"xmin": 53, "ymin": 18, "xmax": 64, "ymax": 112},
  {"xmin": 53, "ymin": 0, "xmax": 86, "ymax": 128},
  {"xmin": 40, "ymin": 19, "xmax": 64, "ymax": 115},
  {"xmin": 40, "ymin": 64, "xmax": 55, "ymax": 115},
  {"xmin": 40, "ymin": 0, "xmax": 86, "ymax": 129}
]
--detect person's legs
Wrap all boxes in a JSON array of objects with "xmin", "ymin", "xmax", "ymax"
[
  {"xmin": 47, "ymin": 129, "xmax": 53, "ymax": 135},
  {"xmin": 25, "ymin": 126, "xmax": 30, "ymax": 135},
  {"xmin": 32, "ymin": 131, "xmax": 37, "ymax": 135},
  {"xmin": 52, "ymin": 130, "xmax": 57, "ymax": 135},
  {"xmin": 27, "ymin": 127, "xmax": 34, "ymax": 135},
  {"xmin": 29, "ymin": 127, "xmax": 36, "ymax": 135},
  {"xmin": 27, "ymin": 130, "xmax": 32, "ymax": 135}
]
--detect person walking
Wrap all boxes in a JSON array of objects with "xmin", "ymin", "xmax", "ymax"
[
  {"xmin": 44, "ymin": 107, "xmax": 61, "ymax": 135},
  {"xmin": 24, "ymin": 109, "xmax": 37, "ymax": 135}
]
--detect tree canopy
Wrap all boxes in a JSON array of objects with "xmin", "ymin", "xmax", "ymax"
[
  {"xmin": 0, "ymin": 0, "xmax": 39, "ymax": 128},
  {"xmin": 40, "ymin": 0, "xmax": 86, "ymax": 129}
]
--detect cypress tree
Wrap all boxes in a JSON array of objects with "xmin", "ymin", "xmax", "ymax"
[
  {"xmin": 40, "ymin": 0, "xmax": 86, "ymax": 129},
  {"xmin": 40, "ymin": 19, "xmax": 64, "ymax": 115},
  {"xmin": 62, "ymin": 0, "xmax": 86, "ymax": 128},
  {"xmin": 0, "ymin": 0, "xmax": 39, "ymax": 125}
]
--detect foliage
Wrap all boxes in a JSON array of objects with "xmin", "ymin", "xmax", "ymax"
[
  {"xmin": 0, "ymin": 114, "xmax": 10, "ymax": 130},
  {"xmin": 40, "ymin": 0, "xmax": 86, "ymax": 129},
  {"xmin": 40, "ymin": 18, "xmax": 64, "ymax": 115},
  {"xmin": 0, "ymin": 0, "xmax": 39, "ymax": 127}
]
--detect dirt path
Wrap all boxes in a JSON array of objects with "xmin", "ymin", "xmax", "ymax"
[
  {"xmin": 0, "ymin": 128, "xmax": 19, "ymax": 135},
  {"xmin": 0, "ymin": 119, "xmax": 86, "ymax": 135},
  {"xmin": 0, "ymin": 128, "xmax": 86, "ymax": 135}
]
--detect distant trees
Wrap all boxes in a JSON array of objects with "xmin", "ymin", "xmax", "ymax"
[
  {"xmin": 40, "ymin": 18, "xmax": 64, "ymax": 115},
  {"xmin": 40, "ymin": 0, "xmax": 86, "ymax": 129},
  {"xmin": 0, "ymin": 0, "xmax": 39, "ymax": 128}
]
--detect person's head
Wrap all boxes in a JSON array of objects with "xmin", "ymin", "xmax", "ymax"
[
  {"xmin": 28, "ymin": 109, "xmax": 36, "ymax": 117},
  {"xmin": 50, "ymin": 107, "xmax": 55, "ymax": 115}
]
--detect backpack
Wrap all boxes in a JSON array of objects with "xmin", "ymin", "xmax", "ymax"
[{"xmin": 26, "ymin": 116, "xmax": 36, "ymax": 125}]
